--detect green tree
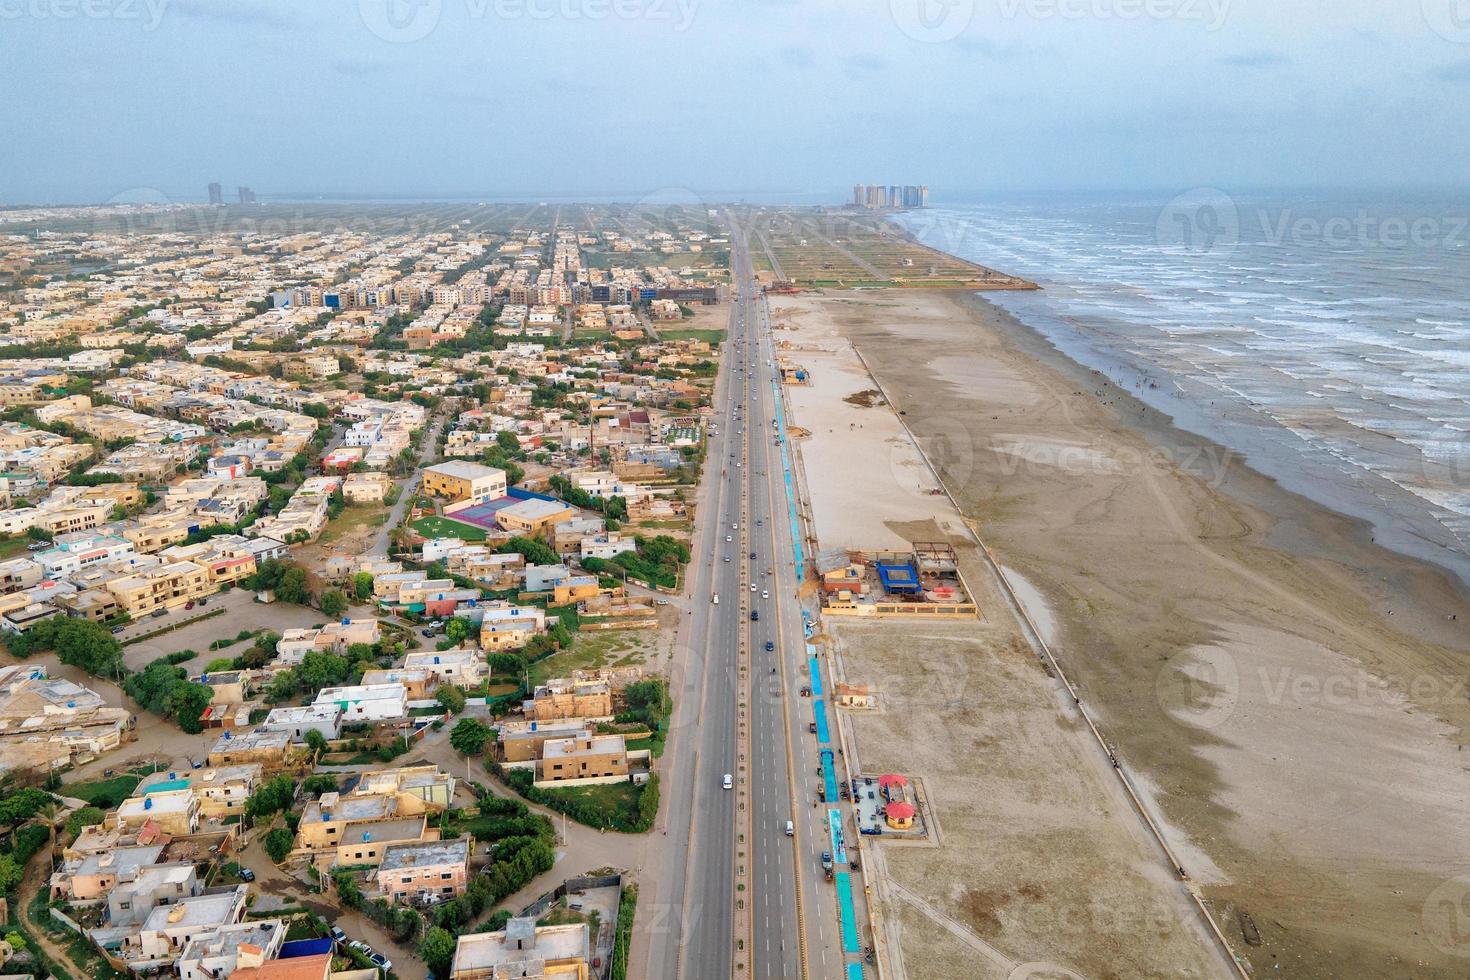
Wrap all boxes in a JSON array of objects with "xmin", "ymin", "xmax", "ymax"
[
  {"xmin": 302, "ymin": 773, "xmax": 339, "ymax": 795},
  {"xmin": 419, "ymin": 927, "xmax": 456, "ymax": 978},
  {"xmin": 436, "ymin": 685, "xmax": 466, "ymax": 714},
  {"xmin": 449, "ymin": 717, "xmax": 492, "ymax": 755},
  {"xmin": 352, "ymin": 572, "xmax": 375, "ymax": 601},
  {"xmin": 4, "ymin": 933, "xmax": 26, "ymax": 954},
  {"xmin": 0, "ymin": 854, "xmax": 22, "ymax": 893},
  {"xmin": 320, "ymin": 589, "xmax": 348, "ymax": 619},
  {"xmin": 262, "ymin": 827, "xmax": 294, "ymax": 863},
  {"xmin": 496, "ymin": 536, "xmax": 558, "ymax": 567},
  {"xmin": 245, "ymin": 775, "xmax": 297, "ymax": 825},
  {"xmin": 304, "ymin": 729, "xmax": 327, "ymax": 755},
  {"xmin": 276, "ymin": 566, "xmax": 309, "ymax": 604},
  {"xmin": 65, "ymin": 805, "xmax": 106, "ymax": 838},
  {"xmin": 445, "ymin": 617, "xmax": 469, "ymax": 644}
]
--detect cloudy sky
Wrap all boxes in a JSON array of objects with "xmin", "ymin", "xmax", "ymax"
[{"xmin": 2, "ymin": 0, "xmax": 1468, "ymax": 203}]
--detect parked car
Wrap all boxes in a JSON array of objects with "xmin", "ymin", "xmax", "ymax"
[
  {"xmin": 369, "ymin": 953, "xmax": 392, "ymax": 972},
  {"xmin": 237, "ymin": 867, "xmax": 255, "ymax": 882},
  {"xmin": 347, "ymin": 941, "xmax": 371, "ymax": 955},
  {"xmin": 328, "ymin": 926, "xmax": 347, "ymax": 945},
  {"xmin": 151, "ymin": 609, "xmax": 167, "ymax": 618}
]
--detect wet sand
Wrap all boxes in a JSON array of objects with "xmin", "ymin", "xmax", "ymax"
[{"xmin": 783, "ymin": 288, "xmax": 1470, "ymax": 978}]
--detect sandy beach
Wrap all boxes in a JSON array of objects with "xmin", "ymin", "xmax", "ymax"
[{"xmin": 773, "ymin": 288, "xmax": 1470, "ymax": 979}]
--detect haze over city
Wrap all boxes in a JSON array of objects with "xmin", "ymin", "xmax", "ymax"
[{"xmin": 4, "ymin": 0, "xmax": 1470, "ymax": 202}]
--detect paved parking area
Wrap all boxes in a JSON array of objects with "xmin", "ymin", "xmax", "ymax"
[{"xmin": 121, "ymin": 588, "xmax": 327, "ymax": 672}]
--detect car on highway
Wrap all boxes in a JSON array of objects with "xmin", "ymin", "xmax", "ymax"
[
  {"xmin": 761, "ymin": 590, "xmax": 769, "ymax": 599},
  {"xmin": 750, "ymin": 610, "xmax": 759, "ymax": 621},
  {"xmin": 723, "ymin": 773, "xmax": 733, "ymax": 790},
  {"xmin": 725, "ymin": 535, "xmax": 732, "ymax": 542},
  {"xmin": 723, "ymin": 555, "xmax": 730, "ymax": 562},
  {"xmin": 750, "ymin": 584, "xmax": 756, "ymax": 592},
  {"xmin": 785, "ymin": 820, "xmax": 794, "ymax": 837},
  {"xmin": 765, "ymin": 641, "xmax": 775, "ymax": 652},
  {"xmin": 749, "ymin": 552, "xmax": 756, "ymax": 559}
]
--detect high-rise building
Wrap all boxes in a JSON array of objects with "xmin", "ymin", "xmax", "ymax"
[
  {"xmin": 207, "ymin": 182, "xmax": 223, "ymax": 205},
  {"xmin": 237, "ymin": 186, "xmax": 257, "ymax": 205},
  {"xmin": 853, "ymin": 183, "xmax": 930, "ymax": 209}
]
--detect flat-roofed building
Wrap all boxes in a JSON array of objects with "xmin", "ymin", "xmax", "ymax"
[
  {"xmin": 374, "ymin": 838, "xmax": 470, "ymax": 904},
  {"xmin": 450, "ymin": 919, "xmax": 590, "ymax": 980},
  {"xmin": 115, "ymin": 788, "xmax": 201, "ymax": 836},
  {"xmin": 421, "ymin": 460, "xmax": 506, "ymax": 504},
  {"xmin": 206, "ymin": 726, "xmax": 291, "ymax": 768},
  {"xmin": 259, "ymin": 703, "xmax": 343, "ymax": 742},
  {"xmin": 538, "ymin": 733, "xmax": 629, "ymax": 786},
  {"xmin": 312, "ymin": 683, "xmax": 406, "ymax": 723}
]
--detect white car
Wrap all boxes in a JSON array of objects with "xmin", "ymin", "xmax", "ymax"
[
  {"xmin": 750, "ymin": 584, "xmax": 756, "ymax": 592},
  {"xmin": 761, "ymin": 590, "xmax": 769, "ymax": 599},
  {"xmin": 725, "ymin": 535, "xmax": 732, "ymax": 542},
  {"xmin": 723, "ymin": 773, "xmax": 733, "ymax": 790}
]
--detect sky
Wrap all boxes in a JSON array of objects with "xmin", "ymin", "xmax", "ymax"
[{"xmin": 2, "ymin": 0, "xmax": 1469, "ymax": 204}]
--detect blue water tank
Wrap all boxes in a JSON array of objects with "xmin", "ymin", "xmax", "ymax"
[
  {"xmin": 144, "ymin": 797, "xmax": 153, "ymax": 810},
  {"xmin": 362, "ymin": 831, "xmax": 371, "ymax": 842}
]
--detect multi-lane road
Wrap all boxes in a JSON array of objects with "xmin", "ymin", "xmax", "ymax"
[{"xmin": 642, "ymin": 222, "xmax": 856, "ymax": 980}]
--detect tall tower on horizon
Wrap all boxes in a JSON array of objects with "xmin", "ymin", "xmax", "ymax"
[
  {"xmin": 207, "ymin": 182, "xmax": 223, "ymax": 205},
  {"xmin": 237, "ymin": 186, "xmax": 256, "ymax": 205},
  {"xmin": 853, "ymin": 184, "xmax": 865, "ymax": 207}
]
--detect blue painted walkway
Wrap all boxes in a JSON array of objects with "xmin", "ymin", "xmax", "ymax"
[
  {"xmin": 820, "ymin": 748, "xmax": 839, "ymax": 803},
  {"xmin": 835, "ymin": 872, "xmax": 861, "ymax": 953},
  {"xmin": 813, "ymin": 697, "xmax": 831, "ymax": 744},
  {"xmin": 828, "ymin": 807, "xmax": 847, "ymax": 864},
  {"xmin": 807, "ymin": 649, "xmax": 823, "ymax": 697},
  {"xmin": 846, "ymin": 964, "xmax": 866, "ymax": 980},
  {"xmin": 771, "ymin": 371, "xmax": 806, "ymax": 579}
]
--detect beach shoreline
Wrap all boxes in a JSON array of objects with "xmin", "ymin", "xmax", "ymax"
[{"xmin": 774, "ymin": 285, "xmax": 1470, "ymax": 978}]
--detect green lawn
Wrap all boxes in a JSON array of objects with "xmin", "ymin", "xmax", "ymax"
[
  {"xmin": 412, "ymin": 515, "xmax": 487, "ymax": 541},
  {"xmin": 64, "ymin": 772, "xmax": 144, "ymax": 808},
  {"xmin": 0, "ymin": 536, "xmax": 36, "ymax": 560},
  {"xmin": 528, "ymin": 632, "xmax": 647, "ymax": 687},
  {"xmin": 658, "ymin": 328, "xmax": 726, "ymax": 345},
  {"xmin": 538, "ymin": 781, "xmax": 642, "ymax": 826}
]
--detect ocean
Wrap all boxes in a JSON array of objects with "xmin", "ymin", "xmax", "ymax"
[{"xmin": 895, "ymin": 191, "xmax": 1470, "ymax": 586}]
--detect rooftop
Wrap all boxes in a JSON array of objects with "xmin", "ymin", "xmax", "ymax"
[{"xmin": 378, "ymin": 837, "xmax": 469, "ymax": 872}]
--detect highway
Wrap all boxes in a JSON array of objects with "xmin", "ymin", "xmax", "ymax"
[{"xmin": 641, "ymin": 221, "xmax": 854, "ymax": 980}]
